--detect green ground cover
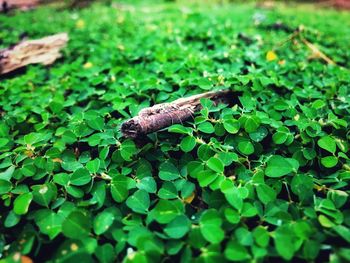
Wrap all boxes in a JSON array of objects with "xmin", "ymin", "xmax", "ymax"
[{"xmin": 1, "ymin": 1, "xmax": 350, "ymax": 262}]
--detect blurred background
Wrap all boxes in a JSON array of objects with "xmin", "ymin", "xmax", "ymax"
[{"xmin": 1, "ymin": 0, "xmax": 350, "ymax": 12}]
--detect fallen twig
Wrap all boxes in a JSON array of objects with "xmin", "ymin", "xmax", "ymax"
[
  {"xmin": 273, "ymin": 25, "xmax": 341, "ymax": 67},
  {"xmin": 300, "ymin": 36, "xmax": 336, "ymax": 65},
  {"xmin": 0, "ymin": 33, "xmax": 68, "ymax": 75},
  {"xmin": 121, "ymin": 89, "xmax": 233, "ymax": 138}
]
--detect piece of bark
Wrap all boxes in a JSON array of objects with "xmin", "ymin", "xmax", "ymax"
[
  {"xmin": 121, "ymin": 89, "xmax": 233, "ymax": 138},
  {"xmin": 0, "ymin": 33, "xmax": 68, "ymax": 75}
]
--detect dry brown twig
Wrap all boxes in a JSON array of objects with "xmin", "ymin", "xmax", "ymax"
[
  {"xmin": 0, "ymin": 33, "xmax": 69, "ymax": 75},
  {"xmin": 121, "ymin": 89, "xmax": 233, "ymax": 138},
  {"xmin": 299, "ymin": 36, "xmax": 336, "ymax": 65},
  {"xmin": 274, "ymin": 25, "xmax": 340, "ymax": 67}
]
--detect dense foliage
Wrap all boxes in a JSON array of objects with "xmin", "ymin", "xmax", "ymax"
[{"xmin": 1, "ymin": 1, "xmax": 350, "ymax": 262}]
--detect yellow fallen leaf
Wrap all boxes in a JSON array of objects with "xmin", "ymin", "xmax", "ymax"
[
  {"xmin": 314, "ymin": 184, "xmax": 327, "ymax": 192},
  {"xmin": 266, "ymin": 50, "xmax": 277, "ymax": 61},
  {"xmin": 184, "ymin": 191, "xmax": 195, "ymax": 204},
  {"xmin": 52, "ymin": 158, "xmax": 63, "ymax": 163},
  {"xmin": 83, "ymin": 62, "xmax": 93, "ymax": 69},
  {"xmin": 218, "ymin": 75, "xmax": 225, "ymax": 85},
  {"xmin": 70, "ymin": 243, "xmax": 79, "ymax": 251},
  {"xmin": 21, "ymin": 256, "xmax": 33, "ymax": 263},
  {"xmin": 25, "ymin": 150, "xmax": 34, "ymax": 157},
  {"xmin": 117, "ymin": 16, "xmax": 125, "ymax": 24},
  {"xmin": 76, "ymin": 19, "xmax": 85, "ymax": 29},
  {"xmin": 117, "ymin": 44, "xmax": 125, "ymax": 51}
]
